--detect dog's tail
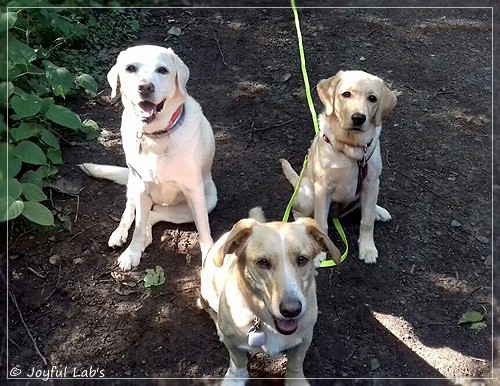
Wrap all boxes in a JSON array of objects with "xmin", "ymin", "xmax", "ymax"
[
  {"xmin": 79, "ymin": 163, "xmax": 129, "ymax": 185},
  {"xmin": 279, "ymin": 159, "xmax": 300, "ymax": 188},
  {"xmin": 249, "ymin": 207, "xmax": 266, "ymax": 223}
]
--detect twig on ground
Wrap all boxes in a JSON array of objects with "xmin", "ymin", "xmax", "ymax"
[
  {"xmin": 211, "ymin": 26, "xmax": 227, "ymax": 66},
  {"xmin": 67, "ymin": 231, "xmax": 83, "ymax": 243},
  {"xmin": 400, "ymin": 172, "xmax": 448, "ymax": 202},
  {"xmin": 385, "ymin": 149, "xmax": 393, "ymax": 167},
  {"xmin": 44, "ymin": 265, "xmax": 62, "ymax": 303},
  {"xmin": 242, "ymin": 119, "xmax": 293, "ymax": 134},
  {"xmin": 404, "ymin": 84, "xmax": 418, "ymax": 93},
  {"xmin": 26, "ymin": 266, "xmax": 46, "ymax": 279},
  {"xmin": 9, "ymin": 291, "xmax": 48, "ymax": 365},
  {"xmin": 366, "ymin": 29, "xmax": 376, "ymax": 37},
  {"xmin": 74, "ymin": 194, "xmax": 80, "ymax": 223}
]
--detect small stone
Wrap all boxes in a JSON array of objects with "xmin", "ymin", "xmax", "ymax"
[
  {"xmin": 73, "ymin": 257, "xmax": 84, "ymax": 265},
  {"xmin": 476, "ymin": 235, "xmax": 489, "ymax": 244},
  {"xmin": 49, "ymin": 255, "xmax": 60, "ymax": 265},
  {"xmin": 451, "ymin": 220, "xmax": 461, "ymax": 228},
  {"xmin": 371, "ymin": 358, "xmax": 381, "ymax": 371},
  {"xmin": 124, "ymin": 370, "xmax": 131, "ymax": 376}
]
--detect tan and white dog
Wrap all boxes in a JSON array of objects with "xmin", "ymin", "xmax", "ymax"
[
  {"xmin": 280, "ymin": 70, "xmax": 397, "ymax": 264},
  {"xmin": 80, "ymin": 45, "xmax": 217, "ymax": 270},
  {"xmin": 199, "ymin": 207, "xmax": 340, "ymax": 385}
]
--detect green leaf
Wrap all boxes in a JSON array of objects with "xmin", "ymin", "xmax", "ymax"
[
  {"xmin": 0, "ymin": 142, "xmax": 8, "ymax": 178},
  {"xmin": 37, "ymin": 165, "xmax": 58, "ymax": 178},
  {"xmin": 470, "ymin": 321, "xmax": 487, "ymax": 331},
  {"xmin": 75, "ymin": 73, "xmax": 98, "ymax": 96},
  {"xmin": 8, "ymin": 37, "xmax": 37, "ymax": 66},
  {"xmin": 21, "ymin": 201, "xmax": 54, "ymax": 226},
  {"xmin": 22, "ymin": 182, "xmax": 47, "ymax": 202},
  {"xmin": 20, "ymin": 169, "xmax": 44, "ymax": 187},
  {"xmin": 6, "ymin": 178, "xmax": 22, "ymax": 199},
  {"xmin": 40, "ymin": 129, "xmax": 60, "ymax": 149},
  {"xmin": 0, "ymin": 12, "xmax": 18, "ymax": 32},
  {"xmin": 458, "ymin": 311, "xmax": 484, "ymax": 325},
  {"xmin": 10, "ymin": 122, "xmax": 43, "ymax": 141},
  {"xmin": 45, "ymin": 104, "xmax": 82, "ymax": 130},
  {"xmin": 8, "ymin": 152, "xmax": 22, "ymax": 178},
  {"xmin": 0, "ymin": 81, "xmax": 14, "ymax": 105},
  {"xmin": 47, "ymin": 148, "xmax": 63, "ymax": 164},
  {"xmin": 15, "ymin": 140, "xmax": 46, "ymax": 165},
  {"xmin": 43, "ymin": 61, "xmax": 73, "ymax": 98},
  {"xmin": 1, "ymin": 198, "xmax": 24, "ymax": 222},
  {"xmin": 10, "ymin": 94, "xmax": 43, "ymax": 118},
  {"xmin": 143, "ymin": 266, "xmax": 166, "ymax": 288}
]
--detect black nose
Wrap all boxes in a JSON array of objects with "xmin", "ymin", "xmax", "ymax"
[
  {"xmin": 138, "ymin": 82, "xmax": 154, "ymax": 96},
  {"xmin": 279, "ymin": 300, "xmax": 302, "ymax": 318},
  {"xmin": 351, "ymin": 113, "xmax": 366, "ymax": 126}
]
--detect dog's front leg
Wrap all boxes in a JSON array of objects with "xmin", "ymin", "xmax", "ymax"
[
  {"xmin": 108, "ymin": 188, "xmax": 136, "ymax": 248},
  {"xmin": 222, "ymin": 341, "xmax": 249, "ymax": 386},
  {"xmin": 117, "ymin": 184, "xmax": 152, "ymax": 270},
  {"xmin": 358, "ymin": 178, "xmax": 379, "ymax": 264},
  {"xmin": 313, "ymin": 181, "xmax": 331, "ymax": 233},
  {"xmin": 184, "ymin": 182, "xmax": 214, "ymax": 259},
  {"xmin": 285, "ymin": 331, "xmax": 312, "ymax": 386}
]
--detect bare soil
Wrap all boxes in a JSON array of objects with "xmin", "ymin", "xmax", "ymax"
[{"xmin": 4, "ymin": 5, "xmax": 495, "ymax": 386}]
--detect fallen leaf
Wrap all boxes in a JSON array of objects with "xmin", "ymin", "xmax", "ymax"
[
  {"xmin": 144, "ymin": 266, "xmax": 166, "ymax": 288},
  {"xmin": 458, "ymin": 311, "xmax": 484, "ymax": 325}
]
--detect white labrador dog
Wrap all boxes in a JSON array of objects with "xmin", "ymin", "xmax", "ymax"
[
  {"xmin": 199, "ymin": 207, "xmax": 340, "ymax": 385},
  {"xmin": 80, "ymin": 45, "xmax": 217, "ymax": 271},
  {"xmin": 280, "ymin": 70, "xmax": 397, "ymax": 264}
]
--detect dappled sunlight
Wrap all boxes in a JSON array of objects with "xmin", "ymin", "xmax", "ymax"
[
  {"xmin": 371, "ymin": 311, "xmax": 489, "ymax": 377},
  {"xmin": 427, "ymin": 272, "xmax": 474, "ymax": 296}
]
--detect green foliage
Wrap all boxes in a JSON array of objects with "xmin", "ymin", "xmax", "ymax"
[
  {"xmin": 458, "ymin": 311, "xmax": 486, "ymax": 332},
  {"xmin": 144, "ymin": 266, "xmax": 166, "ymax": 288},
  {"xmin": 3, "ymin": 7, "xmax": 141, "ymax": 229}
]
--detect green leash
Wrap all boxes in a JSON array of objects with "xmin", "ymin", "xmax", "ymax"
[{"xmin": 284, "ymin": 0, "xmax": 348, "ymax": 267}]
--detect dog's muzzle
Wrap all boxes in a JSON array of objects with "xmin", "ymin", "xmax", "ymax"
[
  {"xmin": 273, "ymin": 317, "xmax": 299, "ymax": 335},
  {"xmin": 136, "ymin": 99, "xmax": 166, "ymax": 123},
  {"xmin": 273, "ymin": 300, "xmax": 302, "ymax": 335}
]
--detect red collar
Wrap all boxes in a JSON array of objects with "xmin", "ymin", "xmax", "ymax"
[{"xmin": 142, "ymin": 104, "xmax": 185, "ymax": 138}]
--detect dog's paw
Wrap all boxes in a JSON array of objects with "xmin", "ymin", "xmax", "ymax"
[
  {"xmin": 117, "ymin": 249, "xmax": 141, "ymax": 271},
  {"xmin": 375, "ymin": 205, "xmax": 391, "ymax": 222},
  {"xmin": 359, "ymin": 245, "xmax": 378, "ymax": 264},
  {"xmin": 108, "ymin": 226, "xmax": 129, "ymax": 248},
  {"xmin": 143, "ymin": 224, "xmax": 153, "ymax": 252}
]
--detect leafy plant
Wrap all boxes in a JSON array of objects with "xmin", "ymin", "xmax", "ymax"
[
  {"xmin": 3, "ymin": 6, "xmax": 144, "ymax": 229},
  {"xmin": 3, "ymin": 8, "xmax": 101, "ymax": 227},
  {"xmin": 144, "ymin": 266, "xmax": 166, "ymax": 288},
  {"xmin": 458, "ymin": 311, "xmax": 486, "ymax": 332}
]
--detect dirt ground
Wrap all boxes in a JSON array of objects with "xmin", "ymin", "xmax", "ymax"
[{"xmin": 4, "ymin": 5, "xmax": 495, "ymax": 386}]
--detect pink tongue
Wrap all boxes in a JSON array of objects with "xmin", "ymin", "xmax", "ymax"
[
  {"xmin": 138, "ymin": 102, "xmax": 156, "ymax": 119},
  {"xmin": 276, "ymin": 319, "xmax": 298, "ymax": 334}
]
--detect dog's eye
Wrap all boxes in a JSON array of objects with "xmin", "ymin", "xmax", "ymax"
[
  {"xmin": 256, "ymin": 258, "xmax": 271, "ymax": 269},
  {"xmin": 297, "ymin": 255, "xmax": 309, "ymax": 266},
  {"xmin": 368, "ymin": 95, "xmax": 377, "ymax": 103},
  {"xmin": 126, "ymin": 65, "xmax": 137, "ymax": 73},
  {"xmin": 342, "ymin": 91, "xmax": 351, "ymax": 98},
  {"xmin": 157, "ymin": 67, "xmax": 169, "ymax": 74}
]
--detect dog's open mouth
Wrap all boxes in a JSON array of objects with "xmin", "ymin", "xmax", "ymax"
[
  {"xmin": 136, "ymin": 99, "xmax": 165, "ymax": 123},
  {"xmin": 274, "ymin": 317, "xmax": 299, "ymax": 335}
]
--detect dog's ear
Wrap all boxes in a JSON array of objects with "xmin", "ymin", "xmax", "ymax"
[
  {"xmin": 107, "ymin": 64, "xmax": 120, "ymax": 99},
  {"xmin": 375, "ymin": 81, "xmax": 397, "ymax": 126},
  {"xmin": 169, "ymin": 49, "xmax": 190, "ymax": 98},
  {"xmin": 296, "ymin": 217, "xmax": 341, "ymax": 266},
  {"xmin": 214, "ymin": 218, "xmax": 255, "ymax": 267},
  {"xmin": 107, "ymin": 49, "xmax": 125, "ymax": 99},
  {"xmin": 317, "ymin": 70, "xmax": 343, "ymax": 116}
]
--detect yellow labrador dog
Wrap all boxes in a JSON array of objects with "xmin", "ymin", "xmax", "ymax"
[
  {"xmin": 199, "ymin": 207, "xmax": 340, "ymax": 385},
  {"xmin": 80, "ymin": 45, "xmax": 217, "ymax": 270},
  {"xmin": 280, "ymin": 70, "xmax": 397, "ymax": 264}
]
